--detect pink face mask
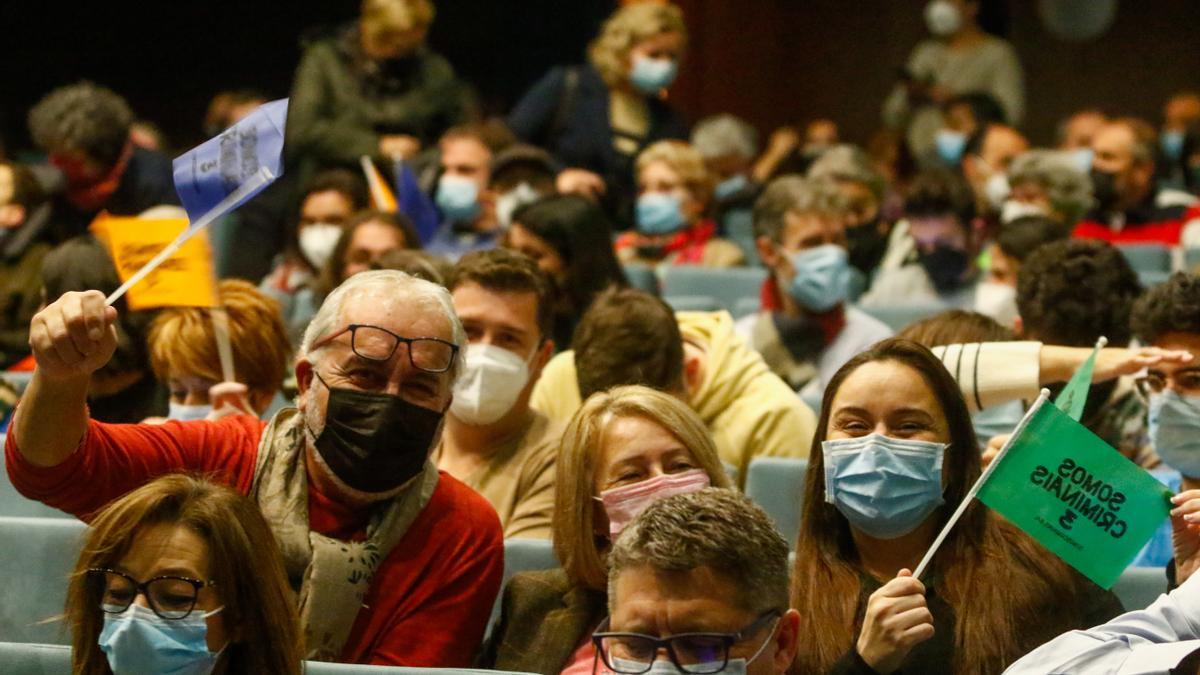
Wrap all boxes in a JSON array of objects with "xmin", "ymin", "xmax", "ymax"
[{"xmin": 597, "ymin": 468, "xmax": 711, "ymax": 536}]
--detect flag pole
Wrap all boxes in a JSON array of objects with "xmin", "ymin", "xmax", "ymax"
[
  {"xmin": 914, "ymin": 388, "xmax": 1052, "ymax": 579},
  {"xmin": 105, "ymin": 168, "xmax": 273, "ymax": 306}
]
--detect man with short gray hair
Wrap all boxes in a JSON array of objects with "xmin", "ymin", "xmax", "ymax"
[
  {"xmin": 28, "ymin": 81, "xmax": 178, "ymax": 239},
  {"xmin": 692, "ymin": 114, "xmax": 761, "ymax": 226},
  {"xmin": 596, "ymin": 489, "xmax": 800, "ymax": 675},
  {"xmin": 807, "ymin": 145, "xmax": 890, "ymax": 275},
  {"xmin": 7, "ymin": 270, "xmax": 504, "ymax": 666},
  {"xmin": 735, "ymin": 176, "xmax": 891, "ymax": 403},
  {"xmin": 1073, "ymin": 117, "xmax": 1200, "ymax": 246}
]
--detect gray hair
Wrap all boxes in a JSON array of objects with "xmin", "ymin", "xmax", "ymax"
[
  {"xmin": 1007, "ymin": 149, "xmax": 1094, "ymax": 226},
  {"xmin": 608, "ymin": 488, "xmax": 790, "ymax": 615},
  {"xmin": 807, "ymin": 144, "xmax": 886, "ymax": 203},
  {"xmin": 691, "ymin": 114, "xmax": 759, "ymax": 161},
  {"xmin": 28, "ymin": 81, "xmax": 133, "ymax": 167},
  {"xmin": 752, "ymin": 175, "xmax": 847, "ymax": 242},
  {"xmin": 300, "ymin": 270, "xmax": 466, "ymax": 382}
]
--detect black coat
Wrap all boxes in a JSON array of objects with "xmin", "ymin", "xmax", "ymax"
[{"xmin": 506, "ymin": 64, "xmax": 687, "ymax": 227}]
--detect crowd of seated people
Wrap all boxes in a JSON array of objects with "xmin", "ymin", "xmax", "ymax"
[{"xmin": 7, "ymin": 0, "xmax": 1200, "ymax": 672}]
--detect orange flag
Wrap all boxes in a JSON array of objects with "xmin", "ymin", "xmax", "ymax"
[
  {"xmin": 360, "ymin": 156, "xmax": 398, "ymax": 212},
  {"xmin": 91, "ymin": 213, "xmax": 218, "ymax": 310}
]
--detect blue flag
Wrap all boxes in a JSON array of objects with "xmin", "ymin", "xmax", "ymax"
[
  {"xmin": 172, "ymin": 99, "xmax": 288, "ymax": 224},
  {"xmin": 393, "ymin": 159, "xmax": 441, "ymax": 245}
]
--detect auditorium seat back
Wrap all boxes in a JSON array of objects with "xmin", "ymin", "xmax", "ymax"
[
  {"xmin": 744, "ymin": 458, "xmax": 808, "ymax": 549},
  {"xmin": 0, "ymin": 517, "xmax": 87, "ymax": 645}
]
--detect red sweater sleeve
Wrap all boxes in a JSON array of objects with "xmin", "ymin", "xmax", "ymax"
[
  {"xmin": 5, "ymin": 415, "xmax": 265, "ymax": 520},
  {"xmin": 345, "ymin": 473, "xmax": 505, "ymax": 666}
]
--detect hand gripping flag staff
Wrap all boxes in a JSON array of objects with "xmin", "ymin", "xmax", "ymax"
[
  {"xmin": 102, "ymin": 99, "xmax": 288, "ymax": 385},
  {"xmin": 914, "ymin": 336, "xmax": 1174, "ymax": 589}
]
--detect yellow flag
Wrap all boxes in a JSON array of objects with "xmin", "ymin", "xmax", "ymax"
[
  {"xmin": 360, "ymin": 156, "xmax": 398, "ymax": 212},
  {"xmin": 91, "ymin": 214, "xmax": 218, "ymax": 310}
]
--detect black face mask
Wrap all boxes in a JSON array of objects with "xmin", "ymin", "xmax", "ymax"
[
  {"xmin": 1090, "ymin": 168, "xmax": 1120, "ymax": 212},
  {"xmin": 845, "ymin": 218, "xmax": 889, "ymax": 275},
  {"xmin": 917, "ymin": 245, "xmax": 970, "ymax": 292},
  {"xmin": 310, "ymin": 371, "xmax": 443, "ymax": 493},
  {"xmin": 635, "ymin": 243, "xmax": 667, "ymax": 260}
]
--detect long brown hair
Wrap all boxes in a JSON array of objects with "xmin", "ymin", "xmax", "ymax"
[
  {"xmin": 67, "ymin": 475, "xmax": 303, "ymax": 674},
  {"xmin": 791, "ymin": 338, "xmax": 1086, "ymax": 674}
]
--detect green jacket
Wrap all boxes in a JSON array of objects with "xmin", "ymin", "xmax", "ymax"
[{"xmin": 287, "ymin": 26, "xmax": 469, "ymax": 175}]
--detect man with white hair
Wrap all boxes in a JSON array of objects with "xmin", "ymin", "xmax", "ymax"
[
  {"xmin": 691, "ymin": 114, "xmax": 761, "ymax": 226},
  {"xmin": 5, "ymin": 270, "xmax": 504, "ymax": 666}
]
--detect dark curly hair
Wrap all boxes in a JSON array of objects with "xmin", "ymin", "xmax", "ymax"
[
  {"xmin": 904, "ymin": 168, "xmax": 976, "ymax": 225},
  {"xmin": 1131, "ymin": 272, "xmax": 1200, "ymax": 345},
  {"xmin": 1016, "ymin": 239, "xmax": 1142, "ymax": 347},
  {"xmin": 28, "ymin": 81, "xmax": 133, "ymax": 168}
]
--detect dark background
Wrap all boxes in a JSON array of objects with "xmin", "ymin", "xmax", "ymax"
[{"xmin": 3, "ymin": 0, "xmax": 1198, "ymax": 157}]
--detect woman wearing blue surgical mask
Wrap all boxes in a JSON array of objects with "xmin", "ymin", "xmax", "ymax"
[
  {"xmin": 507, "ymin": 3, "xmax": 689, "ymax": 228},
  {"xmin": 483, "ymin": 385, "xmax": 733, "ymax": 674},
  {"xmin": 146, "ymin": 280, "xmax": 292, "ymax": 424},
  {"xmin": 791, "ymin": 338, "xmax": 1121, "ymax": 674},
  {"xmin": 882, "ymin": 0, "xmax": 1024, "ymax": 168},
  {"xmin": 65, "ymin": 474, "xmax": 301, "ymax": 674},
  {"xmin": 615, "ymin": 140, "xmax": 744, "ymax": 268}
]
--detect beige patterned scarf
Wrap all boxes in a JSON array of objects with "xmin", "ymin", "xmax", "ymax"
[{"xmin": 250, "ymin": 408, "xmax": 439, "ymax": 661}]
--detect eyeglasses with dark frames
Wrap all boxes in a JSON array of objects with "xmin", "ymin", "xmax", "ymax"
[
  {"xmin": 312, "ymin": 323, "xmax": 458, "ymax": 374},
  {"xmin": 88, "ymin": 568, "xmax": 217, "ymax": 621},
  {"xmin": 592, "ymin": 610, "xmax": 781, "ymax": 674},
  {"xmin": 1135, "ymin": 369, "xmax": 1200, "ymax": 398}
]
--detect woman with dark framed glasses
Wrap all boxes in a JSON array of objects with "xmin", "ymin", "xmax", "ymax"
[{"xmin": 65, "ymin": 474, "xmax": 302, "ymax": 674}]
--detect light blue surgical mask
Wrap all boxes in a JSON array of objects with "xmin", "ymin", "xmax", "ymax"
[
  {"xmin": 629, "ymin": 55, "xmax": 679, "ymax": 95},
  {"xmin": 786, "ymin": 244, "xmax": 851, "ymax": 313},
  {"xmin": 1149, "ymin": 390, "xmax": 1200, "ymax": 478},
  {"xmin": 636, "ymin": 192, "xmax": 687, "ymax": 235},
  {"xmin": 823, "ymin": 433, "xmax": 947, "ymax": 539},
  {"xmin": 1162, "ymin": 130, "xmax": 1186, "ymax": 162},
  {"xmin": 169, "ymin": 402, "xmax": 212, "ymax": 422},
  {"xmin": 971, "ymin": 399, "xmax": 1025, "ymax": 450},
  {"xmin": 436, "ymin": 174, "xmax": 481, "ymax": 222},
  {"xmin": 100, "ymin": 603, "xmax": 225, "ymax": 675},
  {"xmin": 934, "ymin": 129, "xmax": 967, "ymax": 166},
  {"xmin": 1069, "ymin": 147, "xmax": 1094, "ymax": 173},
  {"xmin": 713, "ymin": 174, "xmax": 750, "ymax": 201}
]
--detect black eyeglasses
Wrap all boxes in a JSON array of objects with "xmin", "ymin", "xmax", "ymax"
[
  {"xmin": 592, "ymin": 610, "xmax": 780, "ymax": 674},
  {"xmin": 1135, "ymin": 370, "xmax": 1200, "ymax": 398},
  {"xmin": 88, "ymin": 568, "xmax": 217, "ymax": 620},
  {"xmin": 313, "ymin": 324, "xmax": 458, "ymax": 373}
]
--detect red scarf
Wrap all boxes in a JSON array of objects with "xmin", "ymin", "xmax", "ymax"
[
  {"xmin": 617, "ymin": 220, "xmax": 720, "ymax": 264},
  {"xmin": 55, "ymin": 141, "xmax": 133, "ymax": 212},
  {"xmin": 759, "ymin": 276, "xmax": 847, "ymax": 345}
]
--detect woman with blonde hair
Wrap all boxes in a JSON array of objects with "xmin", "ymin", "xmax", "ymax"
[
  {"xmin": 66, "ymin": 474, "xmax": 302, "ymax": 674},
  {"xmin": 615, "ymin": 139, "xmax": 744, "ymax": 267},
  {"xmin": 507, "ymin": 3, "xmax": 689, "ymax": 227},
  {"xmin": 287, "ymin": 0, "xmax": 469, "ymax": 182},
  {"xmin": 483, "ymin": 384, "xmax": 733, "ymax": 673}
]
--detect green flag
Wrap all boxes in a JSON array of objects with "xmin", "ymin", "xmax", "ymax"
[
  {"xmin": 977, "ymin": 398, "xmax": 1172, "ymax": 588},
  {"xmin": 1054, "ymin": 338, "xmax": 1105, "ymax": 422}
]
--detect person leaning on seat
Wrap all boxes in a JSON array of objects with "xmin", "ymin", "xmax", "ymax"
[{"xmin": 5, "ymin": 270, "xmax": 503, "ymax": 666}]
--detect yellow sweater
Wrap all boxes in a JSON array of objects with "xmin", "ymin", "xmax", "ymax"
[{"xmin": 530, "ymin": 311, "xmax": 817, "ymax": 483}]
